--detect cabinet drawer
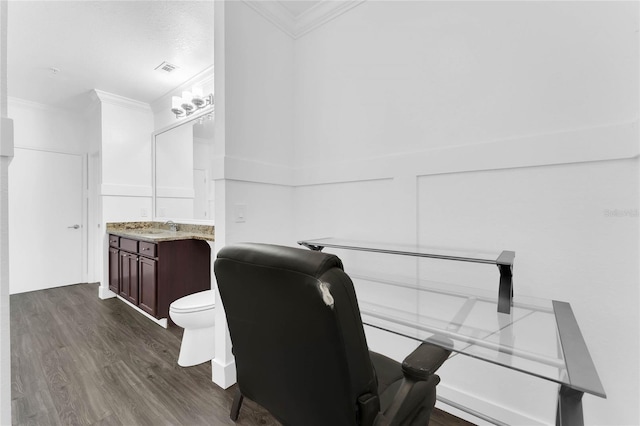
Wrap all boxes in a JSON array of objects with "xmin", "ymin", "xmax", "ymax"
[
  {"xmin": 108, "ymin": 235, "xmax": 120, "ymax": 248},
  {"xmin": 120, "ymin": 238, "xmax": 138, "ymax": 253},
  {"xmin": 139, "ymin": 241, "xmax": 157, "ymax": 258}
]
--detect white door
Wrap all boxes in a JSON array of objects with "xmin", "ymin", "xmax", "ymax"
[{"xmin": 9, "ymin": 148, "xmax": 84, "ymax": 294}]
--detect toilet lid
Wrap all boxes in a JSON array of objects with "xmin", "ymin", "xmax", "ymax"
[{"xmin": 170, "ymin": 290, "xmax": 216, "ymax": 313}]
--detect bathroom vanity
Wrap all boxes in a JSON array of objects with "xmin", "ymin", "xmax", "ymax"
[{"xmin": 107, "ymin": 222, "xmax": 213, "ymax": 326}]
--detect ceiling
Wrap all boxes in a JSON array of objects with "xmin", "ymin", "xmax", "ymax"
[
  {"xmin": 7, "ymin": 1, "xmax": 332, "ymax": 111},
  {"xmin": 7, "ymin": 1, "xmax": 215, "ymax": 110}
]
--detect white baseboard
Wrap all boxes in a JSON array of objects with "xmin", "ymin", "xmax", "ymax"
[
  {"xmin": 114, "ymin": 295, "xmax": 168, "ymax": 328},
  {"xmin": 211, "ymin": 358, "xmax": 237, "ymax": 389},
  {"xmin": 98, "ymin": 286, "xmax": 117, "ymax": 300}
]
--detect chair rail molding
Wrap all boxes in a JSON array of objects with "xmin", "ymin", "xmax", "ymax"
[
  {"xmin": 243, "ymin": 0, "xmax": 367, "ymax": 39},
  {"xmin": 294, "ymin": 121, "xmax": 640, "ymax": 186},
  {"xmin": 101, "ymin": 183, "xmax": 153, "ymax": 197}
]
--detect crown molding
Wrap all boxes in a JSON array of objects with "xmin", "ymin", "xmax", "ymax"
[
  {"xmin": 91, "ymin": 89, "xmax": 152, "ymax": 113},
  {"xmin": 83, "ymin": 91, "xmax": 101, "ymax": 117},
  {"xmin": 243, "ymin": 1, "xmax": 296, "ymax": 38},
  {"xmin": 243, "ymin": 0, "xmax": 366, "ymax": 39},
  {"xmin": 294, "ymin": 0, "xmax": 366, "ymax": 38},
  {"xmin": 151, "ymin": 65, "xmax": 215, "ymax": 114}
]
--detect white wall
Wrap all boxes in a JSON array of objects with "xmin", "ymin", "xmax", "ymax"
[
  {"xmin": 210, "ymin": 0, "xmax": 295, "ymax": 388},
  {"xmin": 290, "ymin": 1, "xmax": 639, "ymax": 425},
  {"xmin": 416, "ymin": 159, "xmax": 638, "ymax": 424},
  {"xmin": 8, "ymin": 98, "xmax": 86, "ymax": 153},
  {"xmin": 294, "ymin": 1, "xmax": 637, "ymax": 167},
  {"xmin": 98, "ymin": 95, "xmax": 153, "ymax": 224},
  {"xmin": 100, "ymin": 95, "xmax": 153, "ymax": 199},
  {"xmin": 220, "ymin": 0, "xmax": 295, "ymax": 245},
  {"xmin": 94, "ymin": 91, "xmax": 154, "ymax": 298}
]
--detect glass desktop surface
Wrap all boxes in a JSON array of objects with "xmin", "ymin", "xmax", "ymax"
[
  {"xmin": 351, "ymin": 273, "xmax": 565, "ymax": 383},
  {"xmin": 298, "ymin": 238, "xmax": 605, "ymax": 399}
]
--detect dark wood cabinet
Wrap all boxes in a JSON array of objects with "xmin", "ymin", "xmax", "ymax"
[
  {"xmin": 108, "ymin": 247, "xmax": 120, "ymax": 294},
  {"xmin": 107, "ymin": 234, "xmax": 210, "ymax": 321},
  {"xmin": 138, "ymin": 256, "xmax": 157, "ymax": 316},
  {"xmin": 120, "ymin": 251, "xmax": 139, "ymax": 305}
]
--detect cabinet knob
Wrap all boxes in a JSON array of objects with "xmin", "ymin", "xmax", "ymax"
[{"xmin": 142, "ymin": 247, "xmax": 149, "ymax": 251}]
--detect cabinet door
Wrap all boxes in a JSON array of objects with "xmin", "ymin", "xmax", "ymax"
[
  {"xmin": 120, "ymin": 252, "xmax": 139, "ymax": 305},
  {"xmin": 108, "ymin": 248, "xmax": 120, "ymax": 294},
  {"xmin": 138, "ymin": 256, "xmax": 157, "ymax": 316}
]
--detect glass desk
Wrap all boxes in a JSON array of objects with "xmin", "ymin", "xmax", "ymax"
[{"xmin": 298, "ymin": 238, "xmax": 606, "ymax": 426}]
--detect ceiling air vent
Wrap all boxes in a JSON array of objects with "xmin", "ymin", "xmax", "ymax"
[{"xmin": 154, "ymin": 61, "xmax": 179, "ymax": 74}]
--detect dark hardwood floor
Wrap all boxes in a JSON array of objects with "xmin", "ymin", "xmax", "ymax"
[{"xmin": 11, "ymin": 283, "xmax": 473, "ymax": 426}]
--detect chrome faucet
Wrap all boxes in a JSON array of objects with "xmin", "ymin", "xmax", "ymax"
[{"xmin": 165, "ymin": 220, "xmax": 178, "ymax": 232}]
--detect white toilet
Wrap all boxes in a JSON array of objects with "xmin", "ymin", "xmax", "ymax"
[{"xmin": 169, "ymin": 290, "xmax": 216, "ymax": 367}]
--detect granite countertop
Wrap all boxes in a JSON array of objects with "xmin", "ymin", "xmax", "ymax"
[{"xmin": 106, "ymin": 221, "xmax": 214, "ymax": 243}]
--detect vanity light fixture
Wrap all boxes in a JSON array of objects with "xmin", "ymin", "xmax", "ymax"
[{"xmin": 171, "ymin": 87, "xmax": 214, "ymax": 119}]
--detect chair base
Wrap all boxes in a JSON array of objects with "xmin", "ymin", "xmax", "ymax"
[{"xmin": 230, "ymin": 388, "xmax": 244, "ymax": 421}]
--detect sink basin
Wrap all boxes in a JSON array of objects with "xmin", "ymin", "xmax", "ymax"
[{"xmin": 137, "ymin": 229, "xmax": 166, "ymax": 235}]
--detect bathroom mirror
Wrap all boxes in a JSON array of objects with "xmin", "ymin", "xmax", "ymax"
[{"xmin": 153, "ymin": 110, "xmax": 214, "ymax": 222}]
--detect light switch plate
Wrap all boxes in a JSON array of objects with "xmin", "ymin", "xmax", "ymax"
[{"xmin": 234, "ymin": 204, "xmax": 246, "ymax": 223}]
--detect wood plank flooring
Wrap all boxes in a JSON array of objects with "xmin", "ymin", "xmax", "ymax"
[{"xmin": 11, "ymin": 283, "xmax": 473, "ymax": 426}]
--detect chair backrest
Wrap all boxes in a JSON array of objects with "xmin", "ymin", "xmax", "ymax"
[{"xmin": 215, "ymin": 243, "xmax": 379, "ymax": 426}]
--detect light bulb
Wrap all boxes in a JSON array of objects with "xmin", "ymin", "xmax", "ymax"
[
  {"xmin": 181, "ymin": 91, "xmax": 194, "ymax": 112},
  {"xmin": 191, "ymin": 86, "xmax": 205, "ymax": 108},
  {"xmin": 171, "ymin": 96, "xmax": 184, "ymax": 116}
]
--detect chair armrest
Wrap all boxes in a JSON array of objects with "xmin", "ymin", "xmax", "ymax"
[
  {"xmin": 401, "ymin": 343, "xmax": 451, "ymax": 381},
  {"xmin": 375, "ymin": 344, "xmax": 451, "ymax": 426}
]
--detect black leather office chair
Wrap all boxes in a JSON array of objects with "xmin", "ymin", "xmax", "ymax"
[{"xmin": 214, "ymin": 243, "xmax": 451, "ymax": 426}]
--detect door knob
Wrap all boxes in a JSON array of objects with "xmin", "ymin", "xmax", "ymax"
[{"xmin": 68, "ymin": 224, "xmax": 80, "ymax": 229}]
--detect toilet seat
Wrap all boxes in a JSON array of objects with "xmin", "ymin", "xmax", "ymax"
[{"xmin": 170, "ymin": 290, "xmax": 215, "ymax": 313}]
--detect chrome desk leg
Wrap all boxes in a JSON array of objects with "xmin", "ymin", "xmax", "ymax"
[
  {"xmin": 497, "ymin": 263, "xmax": 513, "ymax": 314},
  {"xmin": 496, "ymin": 251, "xmax": 515, "ymax": 314},
  {"xmin": 299, "ymin": 242, "xmax": 324, "ymax": 251},
  {"xmin": 556, "ymin": 385, "xmax": 584, "ymax": 426}
]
